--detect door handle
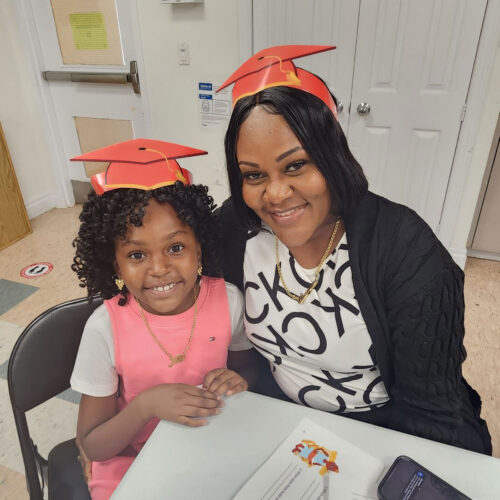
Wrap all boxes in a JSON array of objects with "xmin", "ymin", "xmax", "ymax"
[
  {"xmin": 357, "ymin": 102, "xmax": 371, "ymax": 116},
  {"xmin": 42, "ymin": 61, "xmax": 140, "ymax": 95}
]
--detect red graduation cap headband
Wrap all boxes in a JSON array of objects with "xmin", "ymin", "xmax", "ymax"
[
  {"xmin": 70, "ymin": 138, "xmax": 207, "ymax": 196},
  {"xmin": 217, "ymin": 45, "xmax": 337, "ymax": 116}
]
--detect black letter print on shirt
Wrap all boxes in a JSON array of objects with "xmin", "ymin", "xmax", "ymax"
[
  {"xmin": 282, "ymin": 312, "xmax": 327, "ymax": 355},
  {"xmin": 250, "ymin": 325, "xmax": 303, "ymax": 365},
  {"xmin": 298, "ymin": 385, "xmax": 347, "ymax": 413},
  {"xmin": 244, "ymin": 281, "xmax": 268, "ymax": 324},
  {"xmin": 312, "ymin": 369, "xmax": 363, "ymax": 396},
  {"xmin": 257, "ymin": 270, "xmax": 286, "ymax": 312},
  {"xmin": 312, "ymin": 288, "xmax": 359, "ymax": 338}
]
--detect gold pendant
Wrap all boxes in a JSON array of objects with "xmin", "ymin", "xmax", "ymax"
[{"xmin": 168, "ymin": 354, "xmax": 186, "ymax": 367}]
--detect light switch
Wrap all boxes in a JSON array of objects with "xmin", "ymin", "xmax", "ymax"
[{"xmin": 177, "ymin": 43, "xmax": 190, "ymax": 65}]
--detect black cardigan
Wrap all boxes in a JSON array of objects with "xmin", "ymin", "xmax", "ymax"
[{"xmin": 218, "ymin": 191, "xmax": 492, "ymax": 454}]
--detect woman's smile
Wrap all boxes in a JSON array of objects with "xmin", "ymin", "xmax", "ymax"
[{"xmin": 267, "ymin": 203, "xmax": 307, "ymax": 225}]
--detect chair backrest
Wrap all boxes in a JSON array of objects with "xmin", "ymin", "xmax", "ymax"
[{"xmin": 8, "ymin": 296, "xmax": 103, "ymax": 499}]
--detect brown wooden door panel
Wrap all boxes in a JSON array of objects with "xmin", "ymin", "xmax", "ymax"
[{"xmin": 0, "ymin": 122, "xmax": 31, "ymax": 250}]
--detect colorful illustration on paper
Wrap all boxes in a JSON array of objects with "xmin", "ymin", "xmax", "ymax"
[{"xmin": 292, "ymin": 439, "xmax": 339, "ymax": 475}]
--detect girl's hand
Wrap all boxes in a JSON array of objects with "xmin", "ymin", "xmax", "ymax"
[
  {"xmin": 140, "ymin": 383, "xmax": 223, "ymax": 427},
  {"xmin": 203, "ymin": 368, "xmax": 248, "ymax": 397}
]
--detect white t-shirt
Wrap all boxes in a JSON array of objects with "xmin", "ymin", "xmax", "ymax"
[
  {"xmin": 244, "ymin": 229, "xmax": 389, "ymax": 413},
  {"xmin": 71, "ymin": 281, "xmax": 250, "ymax": 397}
]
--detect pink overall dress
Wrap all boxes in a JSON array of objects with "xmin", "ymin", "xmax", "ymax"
[{"xmin": 88, "ymin": 277, "xmax": 231, "ymax": 499}]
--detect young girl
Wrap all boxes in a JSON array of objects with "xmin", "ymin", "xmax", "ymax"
[{"xmin": 70, "ymin": 139, "xmax": 251, "ymax": 499}]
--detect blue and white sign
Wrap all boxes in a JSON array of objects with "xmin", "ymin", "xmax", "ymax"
[{"xmin": 198, "ymin": 81, "xmax": 231, "ymax": 127}]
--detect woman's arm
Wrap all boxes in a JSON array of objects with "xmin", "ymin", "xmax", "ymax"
[{"xmin": 381, "ymin": 209, "xmax": 482, "ymax": 448}]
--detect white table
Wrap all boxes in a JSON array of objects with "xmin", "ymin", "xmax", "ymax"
[{"xmin": 112, "ymin": 391, "xmax": 500, "ymax": 499}]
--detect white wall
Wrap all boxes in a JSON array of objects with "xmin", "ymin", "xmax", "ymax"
[
  {"xmin": 0, "ymin": 1, "xmax": 58, "ymax": 219},
  {"xmin": 136, "ymin": 0, "xmax": 241, "ymax": 205},
  {"xmin": 452, "ymin": 40, "xmax": 500, "ymax": 251}
]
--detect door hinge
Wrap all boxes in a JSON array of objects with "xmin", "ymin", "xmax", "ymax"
[{"xmin": 460, "ymin": 103, "xmax": 467, "ymax": 122}]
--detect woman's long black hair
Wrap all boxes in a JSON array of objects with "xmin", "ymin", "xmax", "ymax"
[
  {"xmin": 224, "ymin": 86, "xmax": 368, "ymax": 230},
  {"xmin": 72, "ymin": 182, "xmax": 221, "ymax": 304}
]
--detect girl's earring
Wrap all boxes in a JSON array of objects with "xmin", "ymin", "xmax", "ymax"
[
  {"xmin": 115, "ymin": 277, "xmax": 125, "ymax": 290},
  {"xmin": 197, "ymin": 264, "xmax": 203, "ymax": 277}
]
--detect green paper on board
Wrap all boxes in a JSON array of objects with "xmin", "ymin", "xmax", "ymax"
[{"xmin": 70, "ymin": 12, "xmax": 108, "ymax": 50}]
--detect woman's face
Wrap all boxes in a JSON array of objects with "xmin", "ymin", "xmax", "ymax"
[{"xmin": 236, "ymin": 106, "xmax": 334, "ymax": 257}]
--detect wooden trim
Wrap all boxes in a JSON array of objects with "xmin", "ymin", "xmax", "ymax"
[{"xmin": 0, "ymin": 122, "xmax": 32, "ymax": 250}]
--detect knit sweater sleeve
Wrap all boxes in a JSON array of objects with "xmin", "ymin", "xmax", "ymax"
[{"xmin": 382, "ymin": 208, "xmax": 470, "ymax": 446}]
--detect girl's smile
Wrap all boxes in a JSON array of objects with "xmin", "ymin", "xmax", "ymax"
[{"xmin": 114, "ymin": 199, "xmax": 201, "ymax": 316}]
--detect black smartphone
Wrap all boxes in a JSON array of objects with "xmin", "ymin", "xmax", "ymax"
[{"xmin": 377, "ymin": 455, "xmax": 471, "ymax": 500}]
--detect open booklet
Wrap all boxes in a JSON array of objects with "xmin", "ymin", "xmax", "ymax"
[{"xmin": 234, "ymin": 417, "xmax": 386, "ymax": 500}]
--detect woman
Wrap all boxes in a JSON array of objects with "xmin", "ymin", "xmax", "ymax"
[{"xmin": 220, "ymin": 45, "xmax": 492, "ymax": 454}]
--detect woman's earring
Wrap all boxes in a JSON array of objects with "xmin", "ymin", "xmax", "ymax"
[
  {"xmin": 115, "ymin": 277, "xmax": 124, "ymax": 290},
  {"xmin": 197, "ymin": 264, "xmax": 203, "ymax": 277}
]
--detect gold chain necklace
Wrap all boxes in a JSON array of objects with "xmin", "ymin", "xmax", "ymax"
[
  {"xmin": 135, "ymin": 287, "xmax": 198, "ymax": 368},
  {"xmin": 275, "ymin": 218, "xmax": 341, "ymax": 304}
]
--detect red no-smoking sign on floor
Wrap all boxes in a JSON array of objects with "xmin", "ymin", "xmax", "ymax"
[{"xmin": 20, "ymin": 262, "xmax": 53, "ymax": 279}]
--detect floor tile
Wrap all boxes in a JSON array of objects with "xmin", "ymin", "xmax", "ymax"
[
  {"xmin": 0, "ymin": 205, "xmax": 85, "ymax": 327},
  {"xmin": 464, "ymin": 272, "xmax": 500, "ymax": 349},
  {"xmin": 0, "ymin": 464, "xmax": 28, "ymax": 500},
  {"xmin": 0, "ymin": 319, "xmax": 22, "ymax": 366},
  {"xmin": 0, "ymin": 280, "xmax": 38, "ymax": 316},
  {"xmin": 465, "ymin": 257, "xmax": 500, "ymax": 281}
]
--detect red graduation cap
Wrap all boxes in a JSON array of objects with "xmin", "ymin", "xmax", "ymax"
[
  {"xmin": 217, "ymin": 45, "xmax": 337, "ymax": 116},
  {"xmin": 70, "ymin": 138, "xmax": 207, "ymax": 195}
]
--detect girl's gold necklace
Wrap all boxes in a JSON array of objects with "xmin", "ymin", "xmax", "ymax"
[
  {"xmin": 275, "ymin": 218, "xmax": 341, "ymax": 304},
  {"xmin": 135, "ymin": 286, "xmax": 198, "ymax": 368}
]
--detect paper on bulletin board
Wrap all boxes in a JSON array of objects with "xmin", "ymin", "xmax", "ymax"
[
  {"xmin": 198, "ymin": 82, "xmax": 231, "ymax": 127},
  {"xmin": 234, "ymin": 418, "xmax": 384, "ymax": 500},
  {"xmin": 70, "ymin": 12, "xmax": 108, "ymax": 50}
]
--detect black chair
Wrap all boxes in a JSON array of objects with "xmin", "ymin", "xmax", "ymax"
[{"xmin": 8, "ymin": 296, "xmax": 103, "ymax": 500}]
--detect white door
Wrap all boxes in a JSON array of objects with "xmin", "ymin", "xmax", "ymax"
[
  {"xmin": 349, "ymin": 0, "xmax": 485, "ymax": 231},
  {"xmin": 26, "ymin": 0, "xmax": 150, "ymax": 188},
  {"xmin": 252, "ymin": 0, "xmax": 486, "ymax": 233},
  {"xmin": 253, "ymin": 0, "xmax": 359, "ymax": 133}
]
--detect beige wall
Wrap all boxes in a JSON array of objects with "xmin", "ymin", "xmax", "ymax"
[
  {"xmin": 0, "ymin": 1, "xmax": 57, "ymax": 218},
  {"xmin": 137, "ymin": 1, "xmax": 241, "ymax": 204},
  {"xmin": 452, "ymin": 41, "xmax": 500, "ymax": 251}
]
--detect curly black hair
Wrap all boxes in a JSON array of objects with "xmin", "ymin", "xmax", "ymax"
[{"xmin": 72, "ymin": 182, "xmax": 221, "ymax": 304}]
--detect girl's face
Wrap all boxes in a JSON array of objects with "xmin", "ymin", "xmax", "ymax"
[
  {"xmin": 114, "ymin": 199, "xmax": 201, "ymax": 316},
  {"xmin": 236, "ymin": 107, "xmax": 334, "ymax": 259}
]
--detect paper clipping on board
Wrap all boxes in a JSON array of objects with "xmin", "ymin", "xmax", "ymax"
[{"xmin": 234, "ymin": 418, "xmax": 384, "ymax": 500}]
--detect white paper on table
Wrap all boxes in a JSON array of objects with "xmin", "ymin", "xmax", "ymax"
[{"xmin": 234, "ymin": 417, "xmax": 385, "ymax": 500}]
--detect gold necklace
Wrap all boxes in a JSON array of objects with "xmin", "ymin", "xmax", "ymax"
[
  {"xmin": 135, "ymin": 287, "xmax": 198, "ymax": 368},
  {"xmin": 276, "ymin": 218, "xmax": 341, "ymax": 304}
]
